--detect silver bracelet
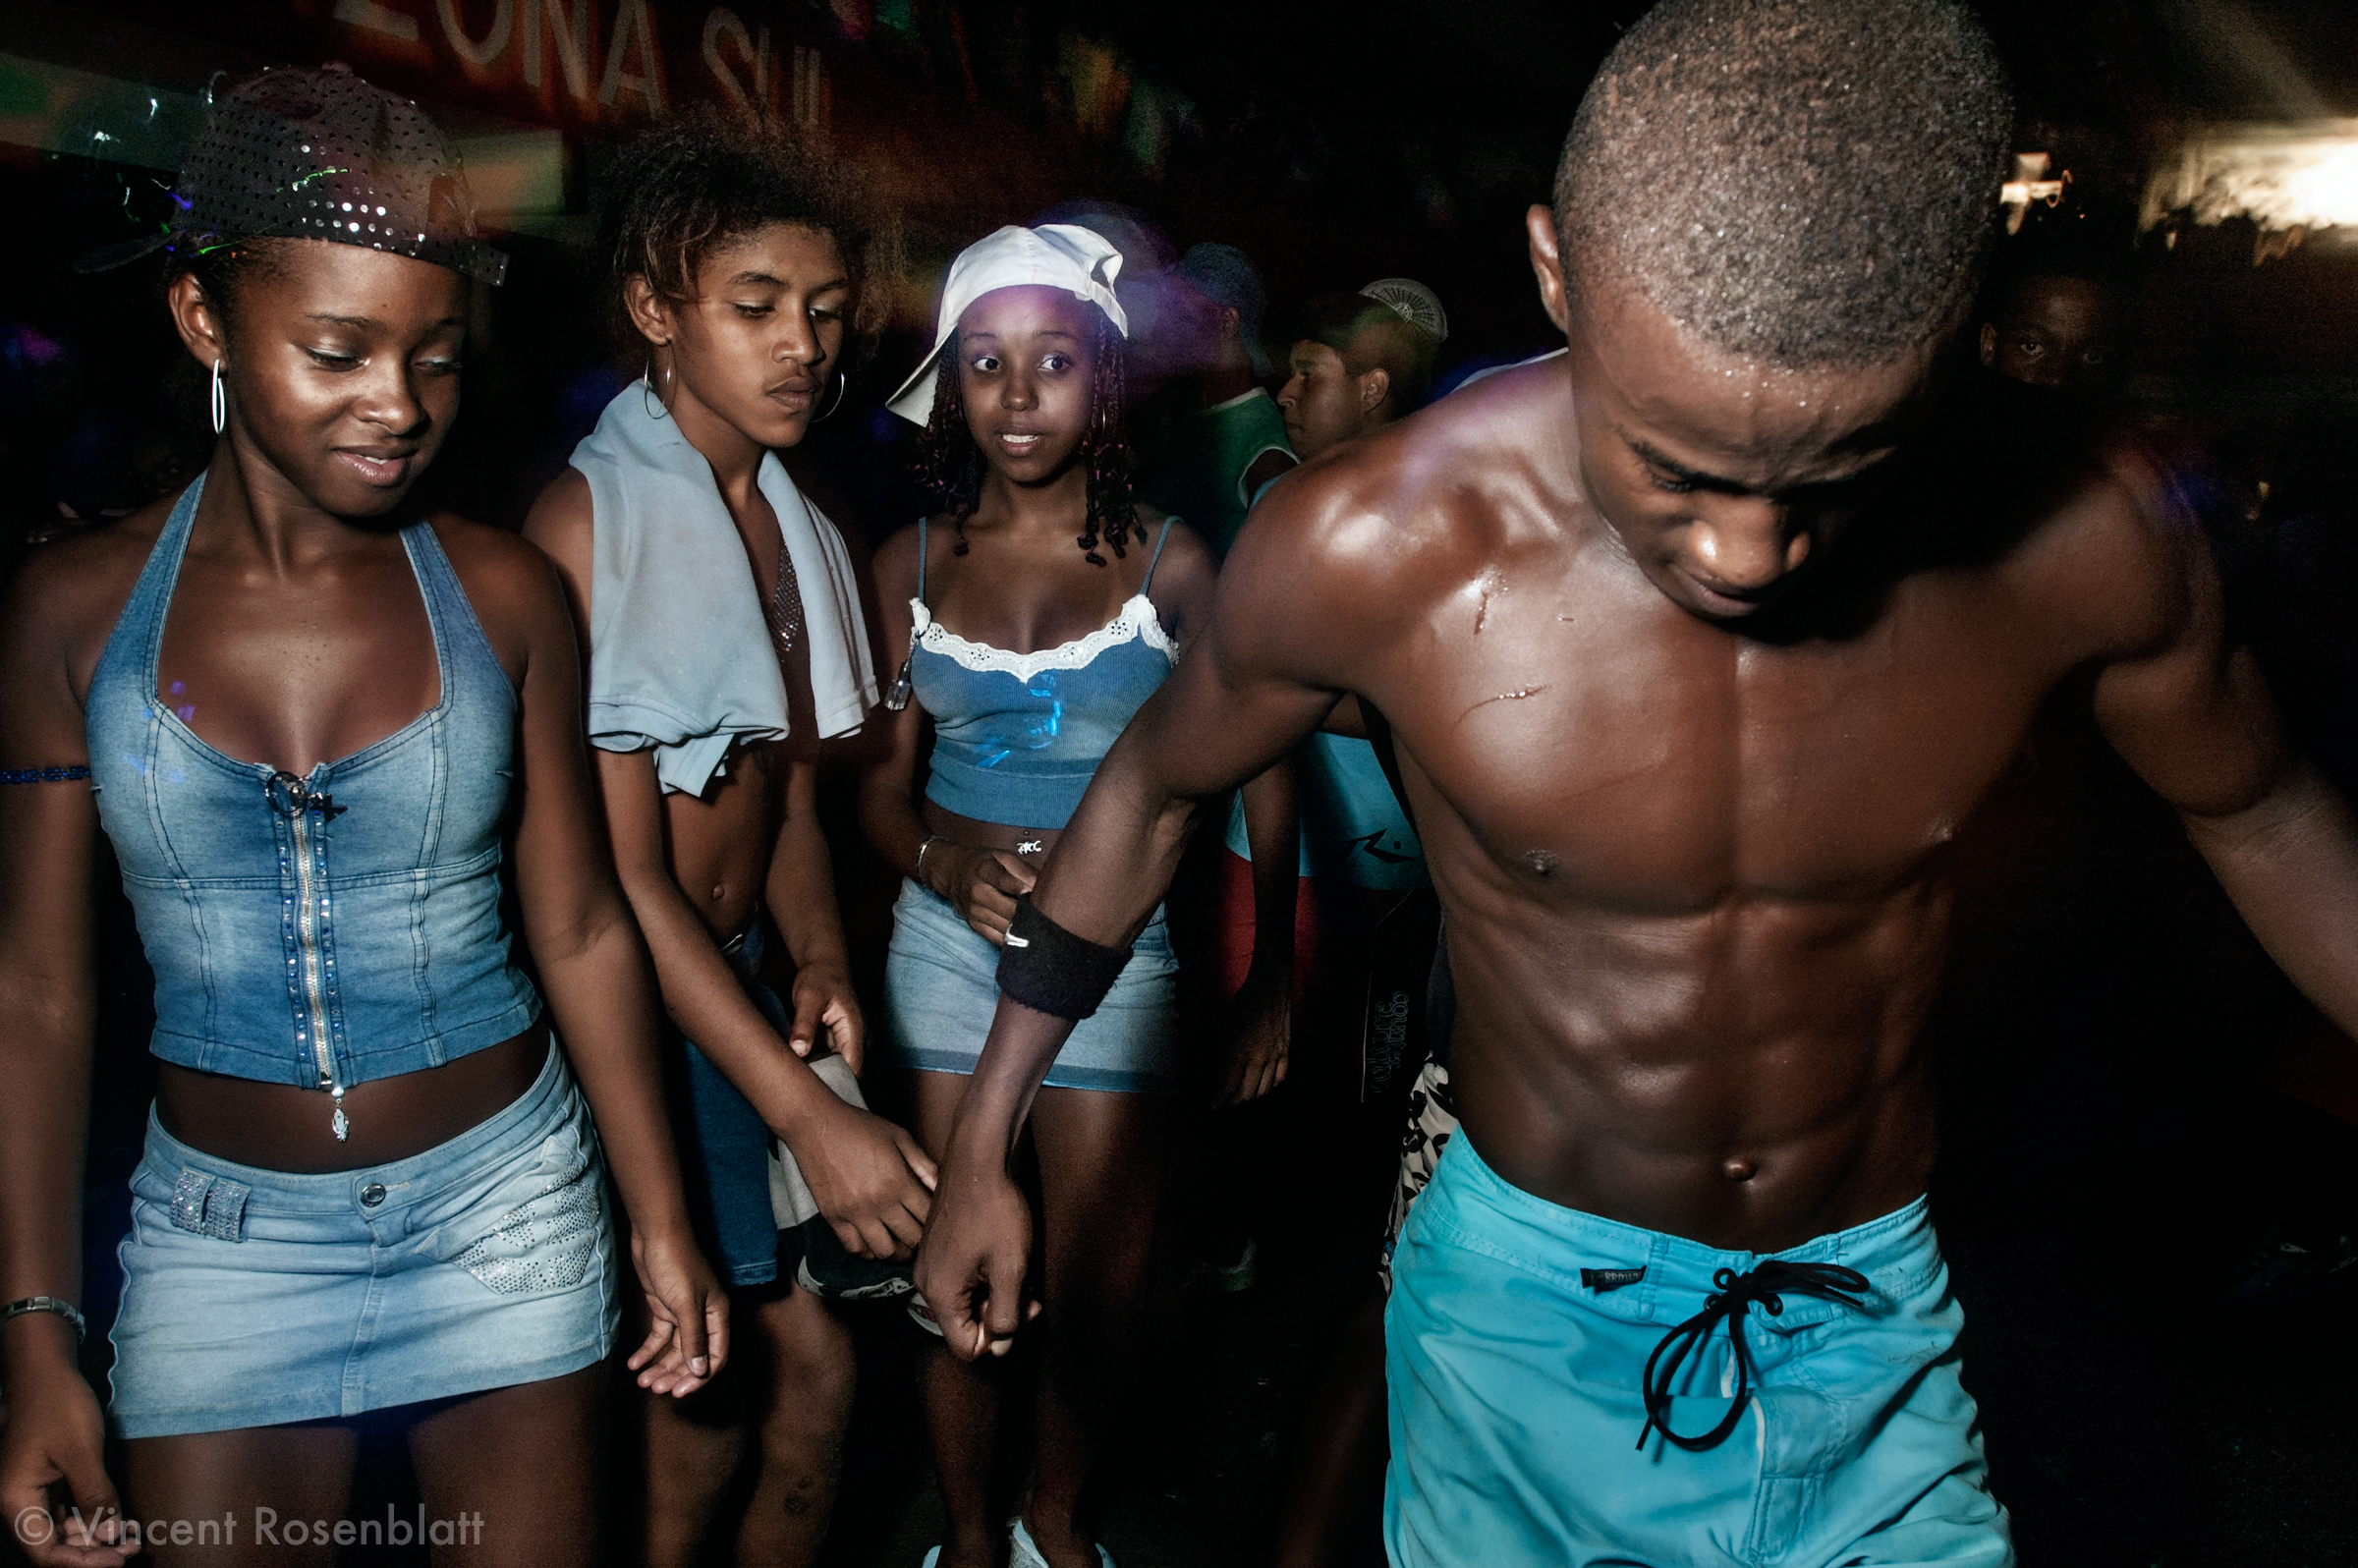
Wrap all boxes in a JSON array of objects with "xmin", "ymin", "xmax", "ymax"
[
  {"xmin": 1, "ymin": 1295, "xmax": 86, "ymax": 1343},
  {"xmin": 916, "ymin": 834, "xmax": 945, "ymax": 883}
]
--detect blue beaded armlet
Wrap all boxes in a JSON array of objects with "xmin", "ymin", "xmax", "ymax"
[{"xmin": 0, "ymin": 764, "xmax": 91, "ymax": 784}]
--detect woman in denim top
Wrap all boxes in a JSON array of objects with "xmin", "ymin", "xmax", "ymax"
[{"xmin": 0, "ymin": 68, "xmax": 718, "ymax": 1567}]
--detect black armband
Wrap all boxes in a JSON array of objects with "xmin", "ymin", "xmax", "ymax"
[{"xmin": 996, "ymin": 895, "xmax": 1134, "ymax": 1021}]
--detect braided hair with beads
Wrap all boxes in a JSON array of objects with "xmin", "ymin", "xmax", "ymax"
[{"xmin": 913, "ymin": 310, "xmax": 1139, "ymax": 564}]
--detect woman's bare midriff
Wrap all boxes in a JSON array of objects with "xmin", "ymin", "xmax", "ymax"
[
  {"xmin": 923, "ymin": 800, "xmax": 1057, "ymax": 873},
  {"xmin": 155, "ymin": 1027, "xmax": 550, "ymax": 1174}
]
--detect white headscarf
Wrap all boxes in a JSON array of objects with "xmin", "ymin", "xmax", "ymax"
[{"xmin": 885, "ymin": 223, "xmax": 1130, "ymax": 424}]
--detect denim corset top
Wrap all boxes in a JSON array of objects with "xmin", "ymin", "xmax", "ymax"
[
  {"xmin": 84, "ymin": 476, "xmax": 542, "ymax": 1090},
  {"xmin": 907, "ymin": 517, "xmax": 1179, "ymax": 831}
]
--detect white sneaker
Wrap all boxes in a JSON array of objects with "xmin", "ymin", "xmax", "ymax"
[{"xmin": 1009, "ymin": 1518, "xmax": 1115, "ymax": 1568}]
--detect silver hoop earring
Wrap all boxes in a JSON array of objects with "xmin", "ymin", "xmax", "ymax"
[
  {"xmin": 209, "ymin": 359, "xmax": 226, "ymax": 435},
  {"xmin": 813, "ymin": 370, "xmax": 848, "ymax": 423},
  {"xmin": 641, "ymin": 364, "xmax": 670, "ymax": 421}
]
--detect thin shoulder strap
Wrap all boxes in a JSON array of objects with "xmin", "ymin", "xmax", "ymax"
[
  {"xmin": 1140, "ymin": 517, "xmax": 1178, "ymax": 593},
  {"xmin": 399, "ymin": 519, "xmax": 492, "ymax": 696},
  {"xmin": 123, "ymin": 476, "xmax": 208, "ymax": 677},
  {"xmin": 916, "ymin": 517, "xmax": 928, "ymax": 606}
]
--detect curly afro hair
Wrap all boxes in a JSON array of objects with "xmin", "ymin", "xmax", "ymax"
[{"xmin": 602, "ymin": 107, "xmax": 894, "ymax": 366}]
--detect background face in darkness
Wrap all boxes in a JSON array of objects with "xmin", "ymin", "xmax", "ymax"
[
  {"xmin": 1124, "ymin": 268, "xmax": 1230, "ymax": 387},
  {"xmin": 1275, "ymin": 338, "xmax": 1365, "ymax": 461},
  {"xmin": 1980, "ymin": 274, "xmax": 2117, "ymax": 391}
]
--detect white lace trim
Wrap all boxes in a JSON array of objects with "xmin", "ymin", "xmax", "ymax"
[{"xmin": 909, "ymin": 593, "xmax": 1177, "ymax": 681}]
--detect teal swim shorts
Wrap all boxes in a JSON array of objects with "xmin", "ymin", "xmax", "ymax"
[{"xmin": 1383, "ymin": 1134, "xmax": 2012, "ymax": 1567}]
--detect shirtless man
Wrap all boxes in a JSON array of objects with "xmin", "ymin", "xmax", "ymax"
[{"xmin": 914, "ymin": 2, "xmax": 2358, "ymax": 1562}]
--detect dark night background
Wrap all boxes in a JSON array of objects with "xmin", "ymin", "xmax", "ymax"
[{"xmin": 6, "ymin": 0, "xmax": 2358, "ymax": 1562}]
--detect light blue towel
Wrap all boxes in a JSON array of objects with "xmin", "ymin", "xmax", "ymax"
[{"xmin": 572, "ymin": 386, "xmax": 876, "ymax": 795}]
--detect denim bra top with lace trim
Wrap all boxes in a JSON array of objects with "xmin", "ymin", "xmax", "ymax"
[
  {"xmin": 906, "ymin": 516, "xmax": 1179, "ymax": 831},
  {"xmin": 84, "ymin": 476, "xmax": 542, "ymax": 1089}
]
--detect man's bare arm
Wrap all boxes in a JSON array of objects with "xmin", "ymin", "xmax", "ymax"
[
  {"xmin": 1224, "ymin": 757, "xmax": 1300, "ymax": 1104},
  {"xmin": 916, "ymin": 476, "xmax": 1377, "ymax": 1358},
  {"xmin": 2090, "ymin": 472, "xmax": 2358, "ymax": 1037}
]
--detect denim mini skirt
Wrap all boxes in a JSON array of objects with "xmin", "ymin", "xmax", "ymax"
[
  {"xmin": 884, "ymin": 878, "xmax": 1181, "ymax": 1093},
  {"xmin": 108, "ymin": 1043, "xmax": 619, "ymax": 1438}
]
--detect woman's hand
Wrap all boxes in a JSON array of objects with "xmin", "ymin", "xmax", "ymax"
[
  {"xmin": 788, "ymin": 960, "xmax": 866, "ymax": 1072},
  {"xmin": 0, "ymin": 1337, "xmax": 135, "ymax": 1566},
  {"xmin": 1219, "ymin": 960, "xmax": 1294, "ymax": 1104},
  {"xmin": 625, "ymin": 1226, "xmax": 730, "ymax": 1398},
  {"xmin": 925, "ymin": 843, "xmax": 1038, "ymax": 944},
  {"xmin": 785, "ymin": 1097, "xmax": 939, "ymax": 1260}
]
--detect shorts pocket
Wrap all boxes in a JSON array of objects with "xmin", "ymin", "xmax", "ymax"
[{"xmin": 434, "ymin": 1118, "xmax": 605, "ymax": 1297}]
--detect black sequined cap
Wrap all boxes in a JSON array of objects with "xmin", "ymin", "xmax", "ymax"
[{"xmin": 87, "ymin": 64, "xmax": 504, "ymax": 284}]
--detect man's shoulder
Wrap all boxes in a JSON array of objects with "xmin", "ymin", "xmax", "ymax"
[
  {"xmin": 19, "ymin": 497, "xmax": 172, "ymax": 585},
  {"xmin": 2020, "ymin": 440, "xmax": 2213, "ymax": 659}
]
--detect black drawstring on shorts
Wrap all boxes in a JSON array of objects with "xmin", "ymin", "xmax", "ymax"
[{"xmin": 1636, "ymin": 1260, "xmax": 1871, "ymax": 1453}]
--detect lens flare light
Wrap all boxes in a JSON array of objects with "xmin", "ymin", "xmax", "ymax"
[{"xmin": 2143, "ymin": 120, "xmax": 2358, "ymax": 258}]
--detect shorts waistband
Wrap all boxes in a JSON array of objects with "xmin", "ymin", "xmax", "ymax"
[
  {"xmin": 1426, "ymin": 1132, "xmax": 1941, "ymax": 1329},
  {"xmin": 719, "ymin": 914, "xmax": 765, "ymax": 979},
  {"xmin": 894, "ymin": 876, "xmax": 1167, "ymax": 931},
  {"xmin": 138, "ymin": 1040, "xmax": 574, "ymax": 1216}
]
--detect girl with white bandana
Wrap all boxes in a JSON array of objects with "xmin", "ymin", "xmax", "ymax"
[{"xmin": 860, "ymin": 225, "xmax": 1249, "ymax": 1568}]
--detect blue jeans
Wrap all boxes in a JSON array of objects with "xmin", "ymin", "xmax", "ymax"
[{"xmin": 1384, "ymin": 1134, "xmax": 2011, "ymax": 1568}]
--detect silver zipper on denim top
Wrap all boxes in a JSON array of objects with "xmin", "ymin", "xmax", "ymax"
[{"xmin": 272, "ymin": 770, "xmax": 347, "ymax": 1140}]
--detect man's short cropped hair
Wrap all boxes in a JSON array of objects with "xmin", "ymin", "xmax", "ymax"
[{"xmin": 1555, "ymin": 0, "xmax": 2014, "ymax": 368}]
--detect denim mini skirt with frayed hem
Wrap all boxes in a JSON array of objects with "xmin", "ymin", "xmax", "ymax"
[
  {"xmin": 107, "ymin": 1043, "xmax": 619, "ymax": 1439},
  {"xmin": 883, "ymin": 878, "xmax": 1181, "ymax": 1094}
]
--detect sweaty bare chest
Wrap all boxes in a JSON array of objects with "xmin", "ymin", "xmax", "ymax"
[{"xmin": 1385, "ymin": 571, "xmax": 2064, "ymax": 912}]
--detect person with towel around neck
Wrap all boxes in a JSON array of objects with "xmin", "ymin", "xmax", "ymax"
[{"xmin": 524, "ymin": 116, "xmax": 932, "ymax": 1568}]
